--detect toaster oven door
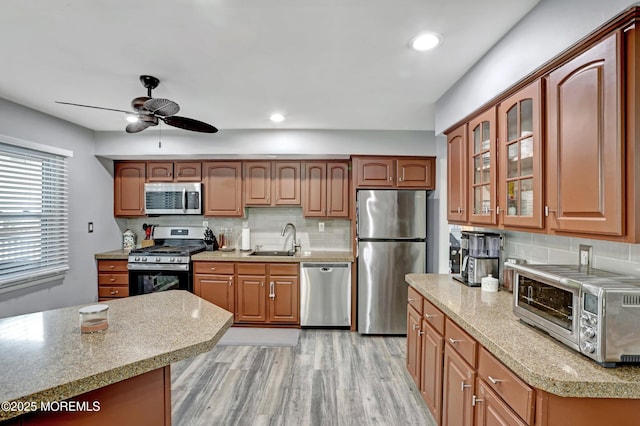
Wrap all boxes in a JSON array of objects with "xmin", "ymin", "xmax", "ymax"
[{"xmin": 514, "ymin": 272, "xmax": 580, "ymax": 349}]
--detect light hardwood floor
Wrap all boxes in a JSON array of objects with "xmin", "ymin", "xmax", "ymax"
[{"xmin": 171, "ymin": 329, "xmax": 436, "ymax": 426}]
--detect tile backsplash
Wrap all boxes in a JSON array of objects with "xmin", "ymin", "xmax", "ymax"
[{"xmin": 119, "ymin": 207, "xmax": 351, "ymax": 252}]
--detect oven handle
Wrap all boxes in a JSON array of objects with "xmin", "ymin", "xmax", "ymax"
[{"xmin": 128, "ymin": 263, "xmax": 190, "ymax": 272}]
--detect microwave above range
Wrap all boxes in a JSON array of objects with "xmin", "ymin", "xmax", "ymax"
[
  {"xmin": 509, "ymin": 263, "xmax": 640, "ymax": 367},
  {"xmin": 144, "ymin": 182, "xmax": 202, "ymax": 215}
]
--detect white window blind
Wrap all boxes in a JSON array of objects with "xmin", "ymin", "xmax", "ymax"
[{"xmin": 0, "ymin": 141, "xmax": 69, "ymax": 292}]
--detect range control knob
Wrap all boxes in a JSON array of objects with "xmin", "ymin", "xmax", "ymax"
[
  {"xmin": 589, "ymin": 316, "xmax": 598, "ymax": 326},
  {"xmin": 155, "ymin": 257, "xmax": 161, "ymax": 262},
  {"xmin": 170, "ymin": 257, "xmax": 175, "ymax": 263},
  {"xmin": 583, "ymin": 327, "xmax": 596, "ymax": 338},
  {"xmin": 142, "ymin": 257, "xmax": 147, "ymax": 262},
  {"xmin": 582, "ymin": 342, "xmax": 596, "ymax": 354},
  {"xmin": 580, "ymin": 314, "xmax": 589, "ymax": 323},
  {"xmin": 134, "ymin": 257, "xmax": 140, "ymax": 261}
]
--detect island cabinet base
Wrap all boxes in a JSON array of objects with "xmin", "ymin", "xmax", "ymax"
[
  {"xmin": 535, "ymin": 390, "xmax": 640, "ymax": 426},
  {"xmin": 21, "ymin": 367, "xmax": 171, "ymax": 426}
]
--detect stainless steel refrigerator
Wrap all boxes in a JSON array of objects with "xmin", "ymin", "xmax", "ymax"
[{"xmin": 357, "ymin": 189, "xmax": 427, "ymax": 334}]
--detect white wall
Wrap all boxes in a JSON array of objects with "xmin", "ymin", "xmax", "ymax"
[
  {"xmin": 435, "ymin": 0, "xmax": 639, "ymax": 134},
  {"xmin": 0, "ymin": 98, "xmax": 122, "ymax": 318}
]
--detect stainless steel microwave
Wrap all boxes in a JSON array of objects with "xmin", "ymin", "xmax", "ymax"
[
  {"xmin": 510, "ymin": 263, "xmax": 640, "ymax": 367},
  {"xmin": 144, "ymin": 182, "xmax": 202, "ymax": 215}
]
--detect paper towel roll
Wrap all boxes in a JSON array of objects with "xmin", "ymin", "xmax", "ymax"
[{"xmin": 241, "ymin": 228, "xmax": 251, "ymax": 251}]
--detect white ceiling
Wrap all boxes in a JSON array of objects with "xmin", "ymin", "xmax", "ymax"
[{"xmin": 0, "ymin": 0, "xmax": 539, "ymax": 132}]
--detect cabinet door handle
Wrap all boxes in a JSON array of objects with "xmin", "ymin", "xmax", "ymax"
[
  {"xmin": 407, "ymin": 297, "xmax": 418, "ymax": 302},
  {"xmin": 269, "ymin": 281, "xmax": 275, "ymax": 299},
  {"xmin": 424, "ymin": 313, "xmax": 436, "ymax": 319},
  {"xmin": 472, "ymin": 395, "xmax": 483, "ymax": 406},
  {"xmin": 488, "ymin": 376, "xmax": 502, "ymax": 384},
  {"xmin": 388, "ymin": 176, "xmax": 393, "ymax": 181},
  {"xmin": 449, "ymin": 338, "xmax": 462, "ymax": 345},
  {"xmin": 461, "ymin": 381, "xmax": 471, "ymax": 392},
  {"xmin": 229, "ymin": 277, "xmax": 233, "ymax": 286},
  {"xmin": 412, "ymin": 323, "xmax": 419, "ymax": 331},
  {"xmin": 418, "ymin": 330, "xmax": 425, "ymax": 336},
  {"xmin": 260, "ymin": 282, "xmax": 264, "ymax": 287}
]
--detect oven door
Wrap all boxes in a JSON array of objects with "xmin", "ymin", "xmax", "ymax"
[
  {"xmin": 513, "ymin": 270, "xmax": 581, "ymax": 350},
  {"xmin": 128, "ymin": 264, "xmax": 192, "ymax": 296}
]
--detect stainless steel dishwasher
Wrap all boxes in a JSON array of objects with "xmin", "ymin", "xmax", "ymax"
[{"xmin": 300, "ymin": 262, "xmax": 351, "ymax": 327}]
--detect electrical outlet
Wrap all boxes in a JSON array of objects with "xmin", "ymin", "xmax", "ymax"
[
  {"xmin": 202, "ymin": 221, "xmax": 209, "ymax": 227},
  {"xmin": 318, "ymin": 222, "xmax": 325, "ymax": 233},
  {"xmin": 579, "ymin": 244, "xmax": 592, "ymax": 267}
]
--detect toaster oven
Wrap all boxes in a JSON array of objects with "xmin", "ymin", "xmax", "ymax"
[{"xmin": 510, "ymin": 264, "xmax": 640, "ymax": 367}]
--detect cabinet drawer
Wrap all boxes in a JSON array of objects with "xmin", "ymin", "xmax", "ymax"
[
  {"xmin": 193, "ymin": 261, "xmax": 235, "ymax": 275},
  {"xmin": 98, "ymin": 273, "xmax": 129, "ymax": 286},
  {"xmin": 445, "ymin": 317, "xmax": 478, "ymax": 368},
  {"xmin": 238, "ymin": 263, "xmax": 267, "ymax": 275},
  {"xmin": 423, "ymin": 298, "xmax": 445, "ymax": 335},
  {"xmin": 408, "ymin": 286, "xmax": 423, "ymax": 314},
  {"xmin": 478, "ymin": 347, "xmax": 534, "ymax": 424},
  {"xmin": 98, "ymin": 286, "xmax": 129, "ymax": 298},
  {"xmin": 269, "ymin": 263, "xmax": 298, "ymax": 276},
  {"xmin": 97, "ymin": 260, "xmax": 128, "ymax": 272}
]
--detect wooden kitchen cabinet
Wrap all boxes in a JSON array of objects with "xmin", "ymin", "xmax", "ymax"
[
  {"xmin": 352, "ymin": 156, "xmax": 435, "ymax": 189},
  {"xmin": 407, "ymin": 304, "xmax": 423, "ymax": 387},
  {"xmin": 442, "ymin": 344, "xmax": 476, "ymax": 426},
  {"xmin": 498, "ymin": 80, "xmax": 544, "ymax": 229},
  {"xmin": 97, "ymin": 260, "xmax": 129, "ymax": 301},
  {"xmin": 468, "ymin": 107, "xmax": 497, "ymax": 226},
  {"xmin": 474, "ymin": 378, "xmax": 527, "ymax": 426},
  {"xmin": 303, "ymin": 161, "xmax": 349, "ymax": 218},
  {"xmin": 146, "ymin": 161, "xmax": 202, "ymax": 182},
  {"xmin": 244, "ymin": 161, "xmax": 301, "ymax": 206},
  {"xmin": 114, "ymin": 162, "xmax": 146, "ymax": 217},
  {"xmin": 193, "ymin": 262, "xmax": 236, "ymax": 313},
  {"xmin": 546, "ymin": 32, "xmax": 623, "ymax": 237},
  {"xmin": 447, "ymin": 124, "xmax": 468, "ymax": 223},
  {"xmin": 236, "ymin": 262, "xmax": 299, "ymax": 324},
  {"xmin": 420, "ymin": 298, "xmax": 445, "ymax": 424},
  {"xmin": 203, "ymin": 161, "xmax": 243, "ymax": 217}
]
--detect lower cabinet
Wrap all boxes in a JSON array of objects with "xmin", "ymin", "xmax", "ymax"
[
  {"xmin": 408, "ymin": 291, "xmax": 533, "ymax": 426},
  {"xmin": 194, "ymin": 261, "xmax": 299, "ymax": 325},
  {"xmin": 97, "ymin": 260, "xmax": 129, "ymax": 301}
]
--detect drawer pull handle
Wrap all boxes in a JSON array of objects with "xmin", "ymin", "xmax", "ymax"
[
  {"xmin": 408, "ymin": 298, "xmax": 418, "ymax": 302},
  {"xmin": 109, "ymin": 265, "xmax": 115, "ymax": 269},
  {"xmin": 449, "ymin": 338, "xmax": 462, "ymax": 345},
  {"xmin": 110, "ymin": 290, "xmax": 118, "ymax": 295},
  {"xmin": 424, "ymin": 313, "xmax": 436, "ymax": 319},
  {"xmin": 488, "ymin": 376, "xmax": 502, "ymax": 385},
  {"xmin": 472, "ymin": 395, "xmax": 483, "ymax": 406},
  {"xmin": 109, "ymin": 278, "xmax": 116, "ymax": 282},
  {"xmin": 210, "ymin": 267, "xmax": 216, "ymax": 271},
  {"xmin": 461, "ymin": 382, "xmax": 471, "ymax": 392}
]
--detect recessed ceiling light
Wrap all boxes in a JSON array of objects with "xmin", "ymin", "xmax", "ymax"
[
  {"xmin": 410, "ymin": 32, "xmax": 443, "ymax": 51},
  {"xmin": 126, "ymin": 115, "xmax": 139, "ymax": 123},
  {"xmin": 270, "ymin": 113, "xmax": 285, "ymax": 123}
]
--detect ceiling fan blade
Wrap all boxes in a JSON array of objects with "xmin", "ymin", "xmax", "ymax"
[
  {"xmin": 125, "ymin": 120, "xmax": 153, "ymax": 133},
  {"xmin": 143, "ymin": 98, "xmax": 180, "ymax": 117},
  {"xmin": 131, "ymin": 96, "xmax": 151, "ymax": 112},
  {"xmin": 55, "ymin": 101, "xmax": 131, "ymax": 114},
  {"xmin": 162, "ymin": 116, "xmax": 218, "ymax": 133}
]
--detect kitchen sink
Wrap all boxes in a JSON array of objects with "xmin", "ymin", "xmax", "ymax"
[{"xmin": 249, "ymin": 250, "xmax": 296, "ymax": 257}]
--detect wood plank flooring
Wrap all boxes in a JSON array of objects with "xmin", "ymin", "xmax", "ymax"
[{"xmin": 171, "ymin": 330, "xmax": 436, "ymax": 426}]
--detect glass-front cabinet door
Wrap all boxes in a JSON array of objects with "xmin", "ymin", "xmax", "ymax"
[
  {"xmin": 468, "ymin": 107, "xmax": 497, "ymax": 225},
  {"xmin": 498, "ymin": 80, "xmax": 543, "ymax": 229}
]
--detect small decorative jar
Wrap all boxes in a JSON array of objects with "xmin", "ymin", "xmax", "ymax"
[
  {"xmin": 123, "ymin": 229, "xmax": 136, "ymax": 251},
  {"xmin": 79, "ymin": 304, "xmax": 109, "ymax": 333}
]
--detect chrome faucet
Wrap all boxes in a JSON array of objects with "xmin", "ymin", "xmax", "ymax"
[{"xmin": 281, "ymin": 223, "xmax": 301, "ymax": 253}]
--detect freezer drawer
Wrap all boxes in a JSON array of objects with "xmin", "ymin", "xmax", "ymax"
[{"xmin": 300, "ymin": 262, "xmax": 351, "ymax": 327}]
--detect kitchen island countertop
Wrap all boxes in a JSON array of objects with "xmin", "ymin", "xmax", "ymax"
[
  {"xmin": 406, "ymin": 274, "xmax": 640, "ymax": 399},
  {"xmin": 0, "ymin": 290, "xmax": 233, "ymax": 420}
]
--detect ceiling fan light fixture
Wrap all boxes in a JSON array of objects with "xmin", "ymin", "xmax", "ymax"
[
  {"xmin": 410, "ymin": 32, "xmax": 443, "ymax": 51},
  {"xmin": 126, "ymin": 114, "xmax": 139, "ymax": 123},
  {"xmin": 270, "ymin": 113, "xmax": 285, "ymax": 123}
]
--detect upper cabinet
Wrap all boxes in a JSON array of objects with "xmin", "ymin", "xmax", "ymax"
[
  {"xmin": 114, "ymin": 162, "xmax": 146, "ymax": 217},
  {"xmin": 498, "ymin": 80, "xmax": 544, "ymax": 229},
  {"xmin": 203, "ymin": 161, "xmax": 243, "ymax": 217},
  {"xmin": 447, "ymin": 125, "xmax": 468, "ymax": 223},
  {"xmin": 146, "ymin": 161, "xmax": 202, "ymax": 182},
  {"xmin": 353, "ymin": 156, "xmax": 435, "ymax": 189},
  {"xmin": 303, "ymin": 161, "xmax": 349, "ymax": 218},
  {"xmin": 546, "ymin": 33, "xmax": 623, "ymax": 237},
  {"xmin": 468, "ymin": 108, "xmax": 497, "ymax": 226},
  {"xmin": 244, "ymin": 161, "xmax": 301, "ymax": 206}
]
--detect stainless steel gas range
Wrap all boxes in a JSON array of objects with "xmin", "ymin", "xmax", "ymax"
[{"xmin": 127, "ymin": 226, "xmax": 206, "ymax": 296}]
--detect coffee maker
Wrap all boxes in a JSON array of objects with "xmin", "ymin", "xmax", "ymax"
[{"xmin": 458, "ymin": 231, "xmax": 501, "ymax": 286}]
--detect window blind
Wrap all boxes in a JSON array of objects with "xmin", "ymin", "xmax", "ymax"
[{"xmin": 0, "ymin": 142, "xmax": 69, "ymax": 292}]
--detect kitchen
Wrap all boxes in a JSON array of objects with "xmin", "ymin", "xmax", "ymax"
[{"xmin": 3, "ymin": 0, "xmax": 640, "ymax": 425}]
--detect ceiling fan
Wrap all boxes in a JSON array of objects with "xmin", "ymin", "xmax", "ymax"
[{"xmin": 56, "ymin": 75, "xmax": 218, "ymax": 134}]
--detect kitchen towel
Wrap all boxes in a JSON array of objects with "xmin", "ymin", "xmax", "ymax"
[{"xmin": 241, "ymin": 227, "xmax": 251, "ymax": 251}]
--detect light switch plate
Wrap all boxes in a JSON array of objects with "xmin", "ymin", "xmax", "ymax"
[{"xmin": 318, "ymin": 222, "xmax": 325, "ymax": 232}]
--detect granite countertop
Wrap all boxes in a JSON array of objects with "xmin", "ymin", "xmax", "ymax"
[
  {"xmin": 94, "ymin": 249, "xmax": 130, "ymax": 260},
  {"xmin": 191, "ymin": 250, "xmax": 354, "ymax": 263},
  {"xmin": 405, "ymin": 274, "xmax": 640, "ymax": 399},
  {"xmin": 0, "ymin": 291, "xmax": 233, "ymax": 420}
]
